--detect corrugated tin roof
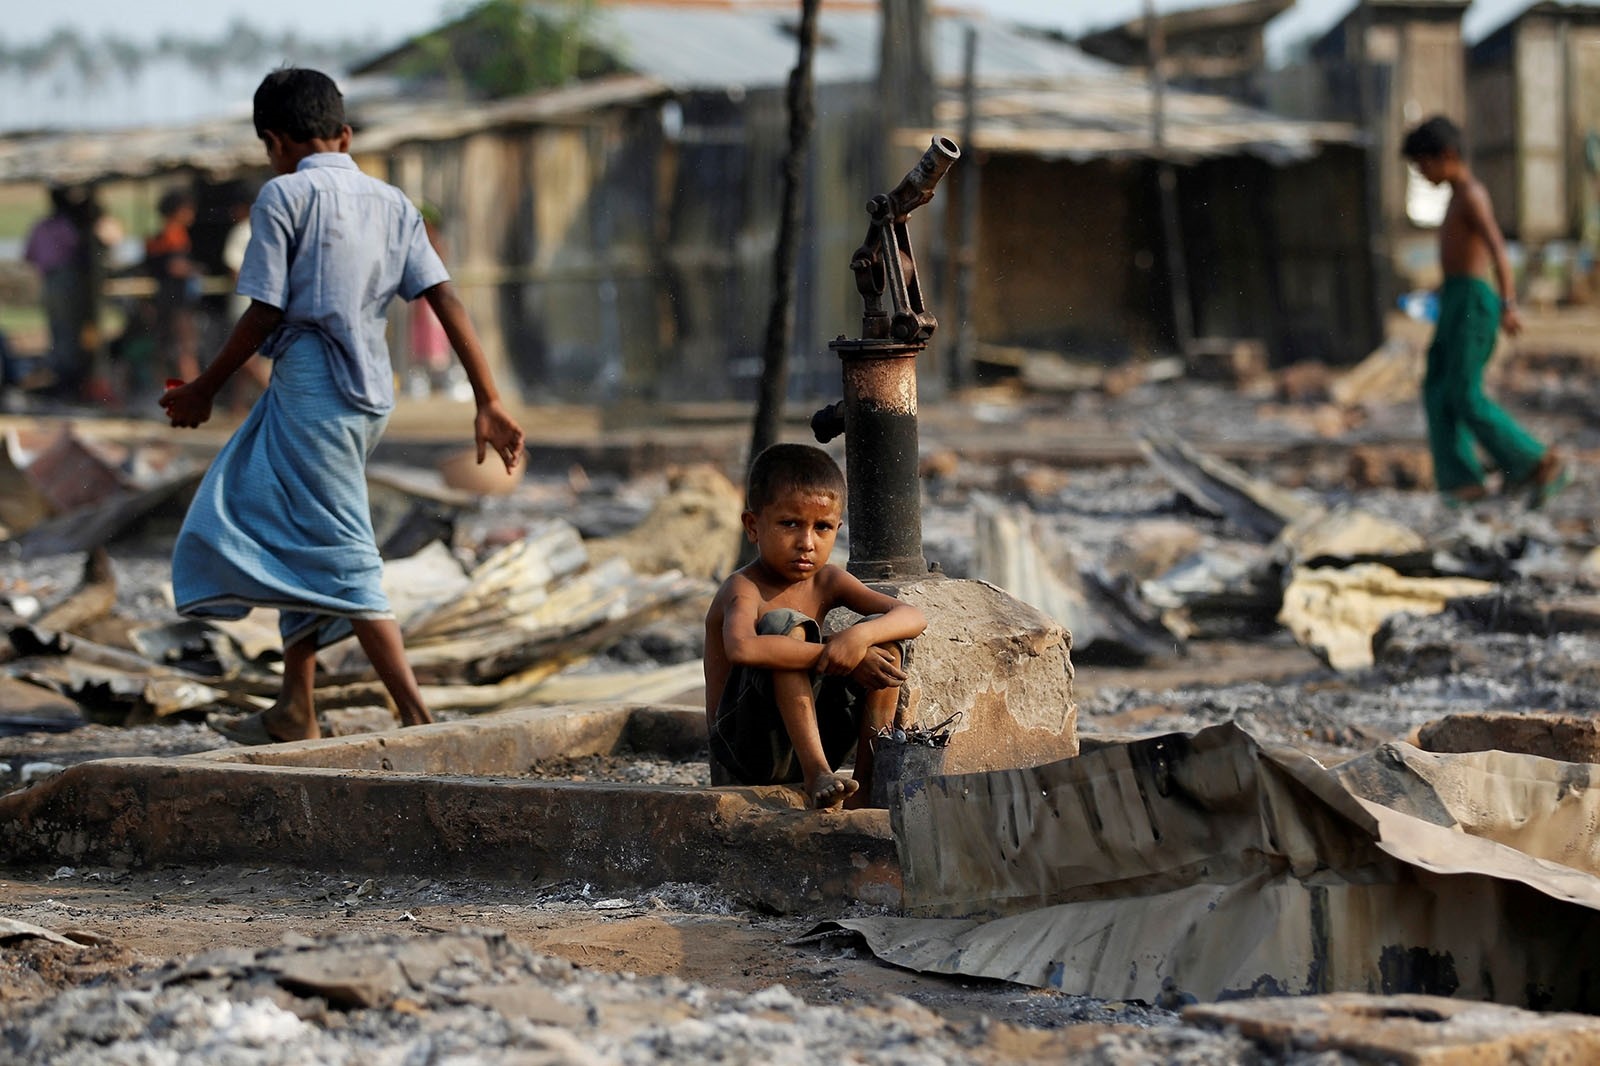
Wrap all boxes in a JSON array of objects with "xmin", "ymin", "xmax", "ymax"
[
  {"xmin": 0, "ymin": 75, "xmax": 666, "ymax": 185},
  {"xmin": 1054, "ymin": 0, "xmax": 1285, "ymax": 40},
  {"xmin": 0, "ymin": 3, "xmax": 1357, "ymax": 184},
  {"xmin": 1464, "ymin": 0, "xmax": 1600, "ymax": 42},
  {"xmin": 564, "ymin": 3, "xmax": 1115, "ymax": 89},
  {"xmin": 908, "ymin": 73, "xmax": 1361, "ymax": 163}
]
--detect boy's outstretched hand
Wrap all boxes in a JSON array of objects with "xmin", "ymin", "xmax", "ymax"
[
  {"xmin": 475, "ymin": 399, "xmax": 525, "ymax": 473},
  {"xmin": 161, "ymin": 381, "xmax": 215, "ymax": 428}
]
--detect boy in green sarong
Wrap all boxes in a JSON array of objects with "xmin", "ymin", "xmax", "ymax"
[{"xmin": 1403, "ymin": 115, "xmax": 1568, "ymax": 507}]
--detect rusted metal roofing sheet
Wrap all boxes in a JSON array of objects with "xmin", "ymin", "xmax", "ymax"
[
  {"xmin": 0, "ymin": 75, "xmax": 668, "ymax": 185},
  {"xmin": 908, "ymin": 75, "xmax": 1362, "ymax": 164},
  {"xmin": 587, "ymin": 5, "xmax": 1112, "ymax": 88},
  {"xmin": 1467, "ymin": 0, "xmax": 1600, "ymax": 43}
]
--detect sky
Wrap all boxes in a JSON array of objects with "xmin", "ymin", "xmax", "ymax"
[
  {"xmin": 2, "ymin": 1, "xmax": 1555, "ymax": 58},
  {"xmin": 0, "ymin": 0, "xmax": 1250, "ymax": 49},
  {"xmin": 0, "ymin": 0, "xmax": 1561, "ymax": 77}
]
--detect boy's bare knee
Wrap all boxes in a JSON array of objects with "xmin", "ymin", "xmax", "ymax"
[{"xmin": 787, "ymin": 625, "xmax": 811, "ymax": 641}]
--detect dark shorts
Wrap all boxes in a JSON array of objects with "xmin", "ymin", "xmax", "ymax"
[{"xmin": 709, "ymin": 608, "xmax": 864, "ymax": 786}]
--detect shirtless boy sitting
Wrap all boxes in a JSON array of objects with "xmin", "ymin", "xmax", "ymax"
[{"xmin": 703, "ymin": 443, "xmax": 927, "ymax": 809}]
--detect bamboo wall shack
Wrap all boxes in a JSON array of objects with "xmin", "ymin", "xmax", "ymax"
[
  {"xmin": 1305, "ymin": 0, "xmax": 1472, "ymax": 293},
  {"xmin": 0, "ymin": 0, "xmax": 1374, "ymax": 401},
  {"xmin": 923, "ymin": 71, "xmax": 1372, "ymax": 364},
  {"xmin": 355, "ymin": 0, "xmax": 1374, "ymax": 388},
  {"xmin": 1468, "ymin": 1, "xmax": 1600, "ymax": 254}
]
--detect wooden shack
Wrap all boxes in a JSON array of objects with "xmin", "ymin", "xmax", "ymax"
[
  {"xmin": 0, "ymin": 1, "xmax": 1374, "ymax": 401},
  {"xmin": 1075, "ymin": 0, "xmax": 1293, "ymax": 104},
  {"xmin": 353, "ymin": 0, "xmax": 1373, "ymax": 390},
  {"xmin": 1468, "ymin": 1, "xmax": 1600, "ymax": 246},
  {"xmin": 1309, "ymin": 0, "xmax": 1471, "ymax": 291},
  {"xmin": 923, "ymin": 74, "xmax": 1373, "ymax": 364}
]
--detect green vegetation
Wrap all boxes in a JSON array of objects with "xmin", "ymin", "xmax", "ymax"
[{"xmin": 396, "ymin": 0, "xmax": 616, "ymax": 98}]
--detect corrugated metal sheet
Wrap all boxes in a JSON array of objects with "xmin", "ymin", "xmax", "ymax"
[
  {"xmin": 910, "ymin": 75, "xmax": 1361, "ymax": 163},
  {"xmin": 1055, "ymin": 0, "xmax": 1282, "ymax": 39},
  {"xmin": 1466, "ymin": 0, "xmax": 1600, "ymax": 43},
  {"xmin": 0, "ymin": 75, "xmax": 666, "ymax": 185},
  {"xmin": 586, "ymin": 5, "xmax": 1113, "ymax": 89},
  {"xmin": 0, "ymin": 2, "xmax": 1354, "ymax": 182}
]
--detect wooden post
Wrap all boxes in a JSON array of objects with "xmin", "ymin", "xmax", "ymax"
[
  {"xmin": 1146, "ymin": 0, "xmax": 1195, "ymax": 352},
  {"xmin": 743, "ymin": 0, "xmax": 821, "ymax": 524},
  {"xmin": 951, "ymin": 25, "xmax": 981, "ymax": 392}
]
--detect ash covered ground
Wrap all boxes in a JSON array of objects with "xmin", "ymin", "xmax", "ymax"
[{"xmin": 4, "ymin": 359, "xmax": 1600, "ymax": 1062}]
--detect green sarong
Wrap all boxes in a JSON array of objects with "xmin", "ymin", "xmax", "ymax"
[{"xmin": 1423, "ymin": 275, "xmax": 1545, "ymax": 492}]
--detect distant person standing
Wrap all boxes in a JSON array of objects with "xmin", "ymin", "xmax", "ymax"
[
  {"xmin": 24, "ymin": 187, "xmax": 88, "ymax": 395},
  {"xmin": 1403, "ymin": 116, "xmax": 1569, "ymax": 507},
  {"xmin": 144, "ymin": 187, "xmax": 202, "ymax": 385}
]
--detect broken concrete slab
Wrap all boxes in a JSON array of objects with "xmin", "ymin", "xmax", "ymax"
[
  {"xmin": 861, "ymin": 575, "xmax": 1077, "ymax": 777},
  {"xmin": 1185, "ymin": 994, "xmax": 1600, "ymax": 1064},
  {"xmin": 1414, "ymin": 712, "xmax": 1600, "ymax": 763},
  {"xmin": 0, "ymin": 704, "xmax": 899, "ymax": 914}
]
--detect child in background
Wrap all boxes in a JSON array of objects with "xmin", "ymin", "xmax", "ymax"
[{"xmin": 1402, "ymin": 115, "xmax": 1569, "ymax": 507}]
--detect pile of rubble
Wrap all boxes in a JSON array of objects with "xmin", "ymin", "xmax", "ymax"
[{"xmin": 0, "ymin": 428, "xmax": 742, "ymax": 782}]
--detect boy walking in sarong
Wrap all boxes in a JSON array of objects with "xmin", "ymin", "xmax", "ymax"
[
  {"xmin": 163, "ymin": 68, "xmax": 525, "ymax": 744},
  {"xmin": 1402, "ymin": 115, "xmax": 1568, "ymax": 507}
]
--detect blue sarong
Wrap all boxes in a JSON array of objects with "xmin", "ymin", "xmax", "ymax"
[{"xmin": 173, "ymin": 332, "xmax": 392, "ymax": 650}]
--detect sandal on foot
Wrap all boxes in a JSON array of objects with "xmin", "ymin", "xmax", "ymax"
[
  {"xmin": 808, "ymin": 771, "xmax": 860, "ymax": 810},
  {"xmin": 207, "ymin": 711, "xmax": 293, "ymax": 746}
]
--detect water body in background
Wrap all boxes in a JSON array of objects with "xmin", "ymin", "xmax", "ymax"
[{"xmin": 0, "ymin": 55, "xmax": 276, "ymax": 133}]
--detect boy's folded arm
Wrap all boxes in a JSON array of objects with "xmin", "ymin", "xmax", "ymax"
[
  {"xmin": 722, "ymin": 631, "xmax": 825, "ymax": 672},
  {"xmin": 829, "ymin": 572, "xmax": 928, "ymax": 644},
  {"xmin": 858, "ymin": 602, "xmax": 928, "ymax": 642}
]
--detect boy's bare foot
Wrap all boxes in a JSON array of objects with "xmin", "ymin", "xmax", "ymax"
[
  {"xmin": 1529, "ymin": 450, "xmax": 1572, "ymax": 509},
  {"xmin": 206, "ymin": 708, "xmax": 316, "ymax": 746},
  {"xmin": 807, "ymin": 771, "xmax": 859, "ymax": 810},
  {"xmin": 1445, "ymin": 483, "xmax": 1487, "ymax": 506}
]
